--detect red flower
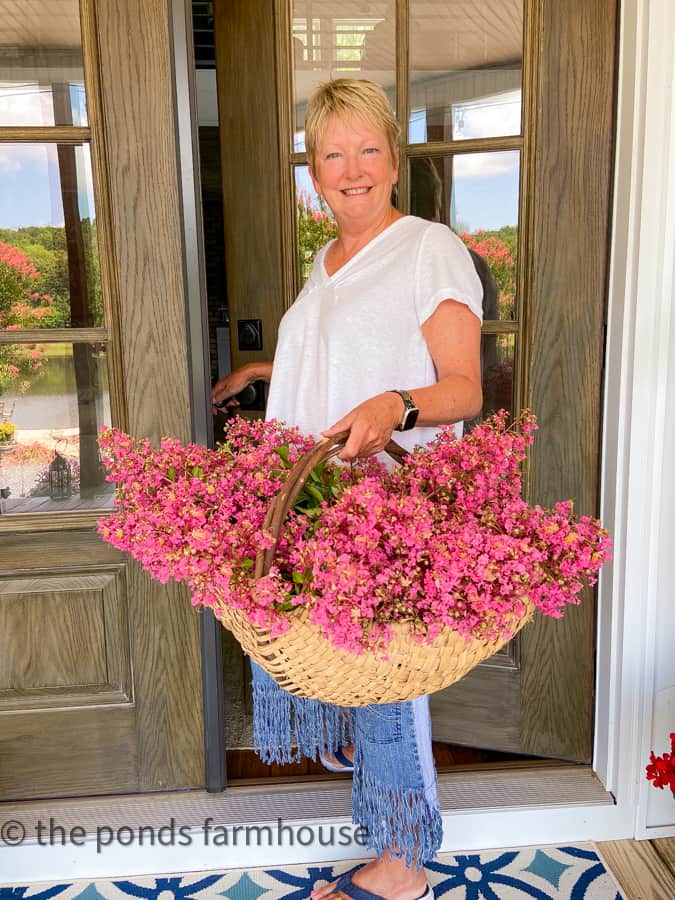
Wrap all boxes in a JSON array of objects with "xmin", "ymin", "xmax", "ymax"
[{"xmin": 646, "ymin": 732, "xmax": 675, "ymax": 795}]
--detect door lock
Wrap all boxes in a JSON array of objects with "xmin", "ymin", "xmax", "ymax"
[{"xmin": 237, "ymin": 319, "xmax": 263, "ymax": 351}]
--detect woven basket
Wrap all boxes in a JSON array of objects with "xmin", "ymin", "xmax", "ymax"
[{"xmin": 211, "ymin": 433, "xmax": 535, "ymax": 705}]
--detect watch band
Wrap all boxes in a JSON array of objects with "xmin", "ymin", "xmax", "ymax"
[{"xmin": 388, "ymin": 390, "xmax": 419, "ymax": 431}]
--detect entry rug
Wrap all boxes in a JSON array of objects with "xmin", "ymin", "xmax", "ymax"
[{"xmin": 0, "ymin": 843, "xmax": 625, "ymax": 899}]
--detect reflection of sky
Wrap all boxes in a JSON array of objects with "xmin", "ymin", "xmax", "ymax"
[
  {"xmin": 410, "ymin": 91, "xmax": 520, "ymax": 231},
  {"xmin": 0, "ymin": 143, "xmax": 95, "ymax": 230},
  {"xmin": 0, "ymin": 83, "xmax": 87, "ymax": 126},
  {"xmin": 453, "ymin": 91, "xmax": 520, "ymax": 140},
  {"xmin": 452, "ymin": 151, "xmax": 519, "ymax": 232},
  {"xmin": 296, "ymin": 165, "xmax": 319, "ymax": 208}
]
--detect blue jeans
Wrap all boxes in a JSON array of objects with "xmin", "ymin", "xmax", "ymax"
[{"xmin": 249, "ymin": 660, "xmax": 442, "ymax": 870}]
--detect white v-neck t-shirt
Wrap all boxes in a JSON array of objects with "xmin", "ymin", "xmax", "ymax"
[{"xmin": 265, "ymin": 215, "xmax": 483, "ymax": 453}]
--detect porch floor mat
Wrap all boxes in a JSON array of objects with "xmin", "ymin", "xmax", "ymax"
[{"xmin": 0, "ymin": 843, "xmax": 625, "ymax": 899}]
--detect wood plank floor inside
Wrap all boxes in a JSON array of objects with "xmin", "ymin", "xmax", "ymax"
[{"xmin": 596, "ymin": 837, "xmax": 675, "ymax": 899}]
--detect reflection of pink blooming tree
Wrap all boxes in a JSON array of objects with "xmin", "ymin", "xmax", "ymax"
[
  {"xmin": 460, "ymin": 229, "xmax": 517, "ymax": 320},
  {"xmin": 296, "ymin": 191, "xmax": 338, "ymax": 280},
  {"xmin": 0, "ymin": 241, "xmax": 54, "ymax": 396}
]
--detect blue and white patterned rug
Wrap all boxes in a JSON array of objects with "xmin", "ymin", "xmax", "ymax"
[{"xmin": 0, "ymin": 844, "xmax": 625, "ymax": 900}]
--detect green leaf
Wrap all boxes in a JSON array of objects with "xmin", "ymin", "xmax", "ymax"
[
  {"xmin": 192, "ymin": 465, "xmax": 204, "ymax": 478},
  {"xmin": 306, "ymin": 484, "xmax": 324, "ymax": 503},
  {"xmin": 167, "ymin": 465, "xmax": 176, "ymax": 482},
  {"xmin": 242, "ymin": 557, "xmax": 254, "ymax": 569},
  {"xmin": 273, "ymin": 597, "xmax": 295, "ymax": 612}
]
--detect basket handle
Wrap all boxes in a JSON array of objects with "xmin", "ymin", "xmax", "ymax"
[{"xmin": 254, "ymin": 432, "xmax": 408, "ymax": 579}]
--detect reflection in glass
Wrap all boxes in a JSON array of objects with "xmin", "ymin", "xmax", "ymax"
[
  {"xmin": 0, "ymin": 342, "xmax": 112, "ymax": 513},
  {"xmin": 409, "ymin": 151, "xmax": 519, "ymax": 319},
  {"xmin": 0, "ymin": 144, "xmax": 103, "ymax": 327},
  {"xmin": 0, "ymin": 1, "xmax": 87, "ymax": 126},
  {"xmin": 295, "ymin": 166, "xmax": 337, "ymax": 285},
  {"xmin": 292, "ymin": 1, "xmax": 395, "ymax": 152},
  {"xmin": 482, "ymin": 332, "xmax": 515, "ymax": 417},
  {"xmin": 409, "ymin": 0, "xmax": 522, "ymax": 143}
]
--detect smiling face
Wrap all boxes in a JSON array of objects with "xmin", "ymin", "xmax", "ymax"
[{"xmin": 309, "ymin": 113, "xmax": 399, "ymax": 231}]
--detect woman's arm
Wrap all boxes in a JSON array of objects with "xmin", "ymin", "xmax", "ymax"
[
  {"xmin": 414, "ymin": 297, "xmax": 483, "ymax": 425},
  {"xmin": 322, "ymin": 299, "xmax": 482, "ymax": 460},
  {"xmin": 211, "ymin": 361, "xmax": 273, "ymax": 411}
]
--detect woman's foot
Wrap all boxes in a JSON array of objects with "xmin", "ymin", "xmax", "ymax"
[
  {"xmin": 319, "ymin": 743, "xmax": 355, "ymax": 772},
  {"xmin": 310, "ymin": 853, "xmax": 428, "ymax": 900}
]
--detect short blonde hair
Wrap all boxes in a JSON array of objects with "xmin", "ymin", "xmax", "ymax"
[{"xmin": 304, "ymin": 78, "xmax": 401, "ymax": 171}]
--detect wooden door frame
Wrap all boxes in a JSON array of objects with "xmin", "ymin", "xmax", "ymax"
[
  {"xmin": 0, "ymin": 0, "xmax": 205, "ymax": 800},
  {"xmin": 170, "ymin": 0, "xmax": 227, "ymax": 791}
]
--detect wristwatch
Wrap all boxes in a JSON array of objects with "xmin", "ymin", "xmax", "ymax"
[{"xmin": 388, "ymin": 389, "xmax": 419, "ymax": 431}]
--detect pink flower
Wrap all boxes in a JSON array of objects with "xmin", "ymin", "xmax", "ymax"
[{"xmin": 97, "ymin": 411, "xmax": 612, "ymax": 656}]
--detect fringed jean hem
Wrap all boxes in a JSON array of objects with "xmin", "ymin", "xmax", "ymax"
[{"xmin": 250, "ymin": 660, "xmax": 442, "ymax": 870}]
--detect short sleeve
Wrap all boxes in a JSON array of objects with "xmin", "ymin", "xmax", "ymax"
[{"xmin": 414, "ymin": 222, "xmax": 484, "ymax": 325}]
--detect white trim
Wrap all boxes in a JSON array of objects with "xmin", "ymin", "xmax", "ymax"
[
  {"xmin": 596, "ymin": 0, "xmax": 675, "ymax": 839},
  {"xmin": 631, "ymin": 0, "xmax": 675, "ymax": 837},
  {"xmin": 593, "ymin": 0, "xmax": 647, "ymax": 805},
  {"xmin": 0, "ymin": 805, "xmax": 636, "ymax": 884}
]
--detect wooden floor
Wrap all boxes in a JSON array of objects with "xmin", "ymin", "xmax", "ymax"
[
  {"xmin": 226, "ymin": 740, "xmax": 536, "ymax": 780},
  {"xmin": 596, "ymin": 838, "xmax": 675, "ymax": 899}
]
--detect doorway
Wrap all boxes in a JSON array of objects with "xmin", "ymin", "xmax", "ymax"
[{"xmin": 192, "ymin": 0, "xmax": 617, "ymax": 782}]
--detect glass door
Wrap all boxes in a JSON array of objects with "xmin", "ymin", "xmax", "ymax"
[{"xmin": 212, "ymin": 0, "xmax": 616, "ymax": 771}]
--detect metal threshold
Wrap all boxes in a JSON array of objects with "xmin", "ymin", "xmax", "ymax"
[{"xmin": 0, "ymin": 764, "xmax": 613, "ymax": 838}]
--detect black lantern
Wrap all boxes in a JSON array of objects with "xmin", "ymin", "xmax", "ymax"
[{"xmin": 49, "ymin": 451, "xmax": 72, "ymax": 500}]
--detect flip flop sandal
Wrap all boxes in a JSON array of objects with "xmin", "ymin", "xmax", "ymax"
[
  {"xmin": 318, "ymin": 747, "xmax": 355, "ymax": 773},
  {"xmin": 330, "ymin": 865, "xmax": 434, "ymax": 900}
]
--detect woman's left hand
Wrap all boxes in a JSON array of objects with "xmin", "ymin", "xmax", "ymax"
[{"xmin": 321, "ymin": 392, "xmax": 404, "ymax": 461}]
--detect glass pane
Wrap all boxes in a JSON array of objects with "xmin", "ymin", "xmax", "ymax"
[
  {"xmin": 292, "ymin": 1, "xmax": 395, "ymax": 152},
  {"xmin": 295, "ymin": 165, "xmax": 337, "ymax": 285},
  {"xmin": 0, "ymin": 1, "xmax": 87, "ymax": 126},
  {"xmin": 409, "ymin": 151, "xmax": 519, "ymax": 320},
  {"xmin": 0, "ymin": 143, "xmax": 103, "ymax": 328},
  {"xmin": 409, "ymin": 0, "xmax": 522, "ymax": 143},
  {"xmin": 482, "ymin": 332, "xmax": 515, "ymax": 416},
  {"xmin": 0, "ymin": 341, "xmax": 113, "ymax": 513}
]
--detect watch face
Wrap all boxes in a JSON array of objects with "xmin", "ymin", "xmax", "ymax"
[{"xmin": 401, "ymin": 407, "xmax": 419, "ymax": 431}]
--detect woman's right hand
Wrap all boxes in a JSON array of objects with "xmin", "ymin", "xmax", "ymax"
[
  {"xmin": 211, "ymin": 365, "xmax": 254, "ymax": 412},
  {"xmin": 211, "ymin": 362, "xmax": 273, "ymax": 413}
]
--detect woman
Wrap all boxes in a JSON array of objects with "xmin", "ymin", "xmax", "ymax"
[{"xmin": 212, "ymin": 79, "xmax": 483, "ymax": 900}]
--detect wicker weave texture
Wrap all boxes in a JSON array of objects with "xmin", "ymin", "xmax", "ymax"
[{"xmin": 212, "ymin": 601, "xmax": 535, "ymax": 705}]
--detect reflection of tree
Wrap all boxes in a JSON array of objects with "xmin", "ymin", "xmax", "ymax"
[
  {"xmin": 296, "ymin": 191, "xmax": 338, "ymax": 280},
  {"xmin": 0, "ymin": 221, "xmax": 103, "ymax": 328},
  {"xmin": 460, "ymin": 227, "xmax": 517, "ymax": 320},
  {"xmin": 0, "ymin": 215, "xmax": 105, "ymax": 492},
  {"xmin": 0, "ymin": 241, "xmax": 52, "ymax": 395}
]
